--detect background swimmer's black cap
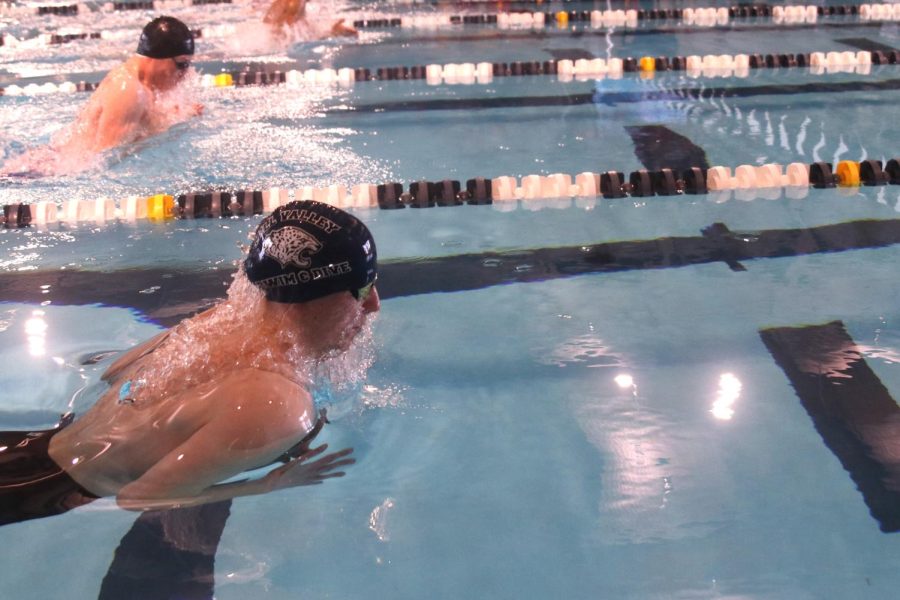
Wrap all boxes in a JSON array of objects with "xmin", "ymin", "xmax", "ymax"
[
  {"xmin": 244, "ymin": 201, "xmax": 377, "ymax": 304},
  {"xmin": 136, "ymin": 16, "xmax": 195, "ymax": 59}
]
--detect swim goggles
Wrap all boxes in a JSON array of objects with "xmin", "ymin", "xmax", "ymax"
[
  {"xmin": 173, "ymin": 58, "xmax": 191, "ymax": 71},
  {"xmin": 351, "ymin": 277, "xmax": 376, "ymax": 302}
]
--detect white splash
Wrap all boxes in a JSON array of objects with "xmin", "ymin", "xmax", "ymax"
[{"xmin": 368, "ymin": 497, "xmax": 396, "ymax": 542}]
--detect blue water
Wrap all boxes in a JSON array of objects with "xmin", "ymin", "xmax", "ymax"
[{"xmin": 2, "ymin": 1, "xmax": 900, "ymax": 598}]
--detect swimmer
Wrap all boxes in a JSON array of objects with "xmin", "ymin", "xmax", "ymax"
[
  {"xmin": 63, "ymin": 16, "xmax": 202, "ymax": 153},
  {"xmin": 1, "ymin": 17, "xmax": 201, "ymax": 176},
  {"xmin": 263, "ymin": 0, "xmax": 358, "ymax": 38},
  {"xmin": 0, "ymin": 201, "xmax": 378, "ymax": 525}
]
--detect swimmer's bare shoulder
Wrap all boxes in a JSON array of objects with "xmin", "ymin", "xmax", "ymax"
[
  {"xmin": 103, "ymin": 309, "xmax": 216, "ymax": 383},
  {"xmin": 71, "ymin": 64, "xmax": 148, "ymax": 152},
  {"xmin": 102, "ymin": 330, "xmax": 171, "ymax": 384}
]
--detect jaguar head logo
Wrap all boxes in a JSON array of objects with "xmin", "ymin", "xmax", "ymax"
[{"xmin": 262, "ymin": 226, "xmax": 323, "ymax": 269}]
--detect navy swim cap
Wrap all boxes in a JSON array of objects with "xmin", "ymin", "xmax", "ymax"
[
  {"xmin": 136, "ymin": 16, "xmax": 194, "ymax": 59},
  {"xmin": 244, "ymin": 201, "xmax": 377, "ymax": 304}
]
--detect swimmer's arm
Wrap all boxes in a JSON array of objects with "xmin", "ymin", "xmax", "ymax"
[
  {"xmin": 115, "ymin": 370, "xmax": 353, "ymax": 510},
  {"xmin": 118, "ymin": 444, "xmax": 353, "ymax": 511},
  {"xmin": 330, "ymin": 19, "xmax": 358, "ymax": 38},
  {"xmin": 92, "ymin": 97, "xmax": 145, "ymax": 151}
]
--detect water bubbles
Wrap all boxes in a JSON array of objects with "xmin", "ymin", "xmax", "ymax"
[{"xmin": 368, "ymin": 497, "xmax": 396, "ymax": 542}]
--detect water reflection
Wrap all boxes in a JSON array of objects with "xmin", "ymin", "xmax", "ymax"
[
  {"xmin": 565, "ymin": 356, "xmax": 733, "ymax": 543},
  {"xmin": 614, "ymin": 373, "xmax": 634, "ymax": 389},
  {"xmin": 575, "ymin": 383, "xmax": 730, "ymax": 544},
  {"xmin": 711, "ymin": 372, "xmax": 742, "ymax": 421},
  {"xmin": 540, "ymin": 334, "xmax": 625, "ymax": 369},
  {"xmin": 24, "ymin": 310, "xmax": 47, "ymax": 357},
  {"xmin": 635, "ymin": 73, "xmax": 887, "ymax": 167}
]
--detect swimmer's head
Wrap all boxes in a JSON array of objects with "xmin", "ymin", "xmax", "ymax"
[
  {"xmin": 244, "ymin": 201, "xmax": 377, "ymax": 304},
  {"xmin": 136, "ymin": 16, "xmax": 195, "ymax": 60}
]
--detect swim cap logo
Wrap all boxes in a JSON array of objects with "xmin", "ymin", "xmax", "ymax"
[{"xmin": 262, "ymin": 226, "xmax": 323, "ymax": 269}]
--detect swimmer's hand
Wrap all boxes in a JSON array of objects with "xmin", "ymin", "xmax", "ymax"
[
  {"xmin": 167, "ymin": 103, "xmax": 203, "ymax": 121},
  {"xmin": 330, "ymin": 18, "xmax": 358, "ymax": 37},
  {"xmin": 263, "ymin": 444, "xmax": 355, "ymax": 490}
]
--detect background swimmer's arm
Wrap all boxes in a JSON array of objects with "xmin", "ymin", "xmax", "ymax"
[
  {"xmin": 330, "ymin": 19, "xmax": 358, "ymax": 37},
  {"xmin": 115, "ymin": 369, "xmax": 354, "ymax": 510},
  {"xmin": 90, "ymin": 80, "xmax": 147, "ymax": 151},
  {"xmin": 102, "ymin": 330, "xmax": 171, "ymax": 383}
]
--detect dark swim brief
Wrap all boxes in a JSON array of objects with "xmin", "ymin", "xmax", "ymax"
[{"xmin": 0, "ymin": 421, "xmax": 99, "ymax": 527}]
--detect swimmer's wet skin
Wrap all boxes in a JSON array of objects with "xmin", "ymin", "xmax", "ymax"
[{"xmin": 0, "ymin": 201, "xmax": 377, "ymax": 523}]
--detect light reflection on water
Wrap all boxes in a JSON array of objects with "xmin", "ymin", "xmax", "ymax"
[
  {"xmin": 574, "ymin": 375, "xmax": 737, "ymax": 546},
  {"xmin": 541, "ymin": 326, "xmax": 739, "ymax": 544},
  {"xmin": 539, "ymin": 334, "xmax": 626, "ymax": 369}
]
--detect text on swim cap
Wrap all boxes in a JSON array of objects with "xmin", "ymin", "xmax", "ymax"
[
  {"xmin": 277, "ymin": 208, "xmax": 342, "ymax": 234},
  {"xmin": 254, "ymin": 261, "xmax": 352, "ymax": 290}
]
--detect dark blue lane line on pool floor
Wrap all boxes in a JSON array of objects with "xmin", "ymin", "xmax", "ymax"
[
  {"xmin": 625, "ymin": 125, "xmax": 711, "ymax": 173},
  {"xmin": 365, "ymin": 20, "xmax": 887, "ymax": 47},
  {"xmin": 836, "ymin": 37, "xmax": 900, "ymax": 53},
  {"xmin": 760, "ymin": 321, "xmax": 900, "ymax": 533},
  {"xmin": 329, "ymin": 78, "xmax": 900, "ymax": 114},
  {"xmin": 544, "ymin": 48, "xmax": 597, "ymax": 61},
  {"xmin": 98, "ymin": 500, "xmax": 231, "ymax": 599},
  {"xmin": 4, "ymin": 218, "xmax": 900, "ymax": 326}
]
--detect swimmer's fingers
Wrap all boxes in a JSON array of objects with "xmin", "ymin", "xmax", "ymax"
[
  {"xmin": 266, "ymin": 447, "xmax": 354, "ymax": 489},
  {"xmin": 307, "ymin": 452, "xmax": 355, "ymax": 472},
  {"xmin": 298, "ymin": 447, "xmax": 354, "ymax": 472},
  {"xmin": 297, "ymin": 443, "xmax": 329, "ymax": 462}
]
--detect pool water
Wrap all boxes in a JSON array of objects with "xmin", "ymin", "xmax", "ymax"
[{"xmin": 3, "ymin": 1, "xmax": 900, "ymax": 599}]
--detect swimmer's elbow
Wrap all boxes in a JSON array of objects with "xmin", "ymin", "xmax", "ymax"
[
  {"xmin": 115, "ymin": 494, "xmax": 145, "ymax": 512},
  {"xmin": 116, "ymin": 481, "xmax": 189, "ymax": 511},
  {"xmin": 116, "ymin": 484, "xmax": 159, "ymax": 511}
]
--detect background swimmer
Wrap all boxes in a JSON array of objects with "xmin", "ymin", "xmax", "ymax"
[
  {"xmin": 0, "ymin": 16, "xmax": 202, "ymax": 176},
  {"xmin": 264, "ymin": 0, "xmax": 358, "ymax": 38},
  {"xmin": 0, "ymin": 201, "xmax": 378, "ymax": 524}
]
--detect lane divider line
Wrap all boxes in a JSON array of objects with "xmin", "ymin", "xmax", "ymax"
[
  {"xmin": 0, "ymin": 0, "xmax": 232, "ymax": 20},
  {"xmin": 4, "ymin": 3, "xmax": 900, "ymax": 50},
  {"xmin": 3, "ymin": 49, "xmax": 897, "ymax": 96},
  {"xmin": 351, "ymin": 3, "xmax": 900, "ymax": 30},
  {"xmin": 2, "ymin": 159, "xmax": 898, "ymax": 227}
]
